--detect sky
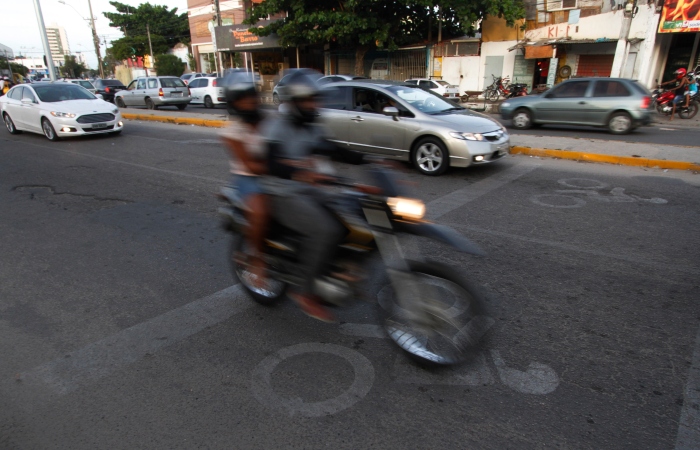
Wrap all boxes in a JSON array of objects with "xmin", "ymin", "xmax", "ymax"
[{"xmin": 1, "ymin": 0, "xmax": 189, "ymax": 69}]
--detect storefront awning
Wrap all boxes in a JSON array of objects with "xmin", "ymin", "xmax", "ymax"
[{"xmin": 508, "ymin": 38, "xmax": 621, "ymax": 52}]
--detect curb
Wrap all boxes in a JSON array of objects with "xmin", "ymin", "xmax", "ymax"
[
  {"xmin": 121, "ymin": 113, "xmax": 227, "ymax": 128},
  {"xmin": 511, "ymin": 146, "xmax": 700, "ymax": 171}
]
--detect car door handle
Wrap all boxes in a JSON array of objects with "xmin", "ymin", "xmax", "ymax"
[{"xmin": 351, "ymin": 116, "xmax": 364, "ymax": 122}]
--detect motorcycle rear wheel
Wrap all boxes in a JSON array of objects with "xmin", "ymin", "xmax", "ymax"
[
  {"xmin": 678, "ymin": 101, "xmax": 699, "ymax": 119},
  {"xmin": 231, "ymin": 236, "xmax": 287, "ymax": 306},
  {"xmin": 486, "ymin": 89, "xmax": 500, "ymax": 102},
  {"xmin": 380, "ymin": 260, "xmax": 492, "ymax": 366}
]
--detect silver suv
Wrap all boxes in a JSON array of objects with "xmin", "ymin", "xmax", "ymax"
[
  {"xmin": 319, "ymin": 80, "xmax": 510, "ymax": 175},
  {"xmin": 114, "ymin": 76, "xmax": 192, "ymax": 110}
]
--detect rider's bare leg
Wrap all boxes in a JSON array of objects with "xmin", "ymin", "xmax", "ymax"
[{"xmin": 245, "ymin": 193, "xmax": 269, "ymax": 288}]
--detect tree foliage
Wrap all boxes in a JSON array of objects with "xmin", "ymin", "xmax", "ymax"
[
  {"xmin": 60, "ymin": 55, "xmax": 87, "ymax": 78},
  {"xmin": 246, "ymin": 0, "xmax": 525, "ymax": 74},
  {"xmin": 154, "ymin": 54, "xmax": 185, "ymax": 77},
  {"xmin": 104, "ymin": 1, "xmax": 189, "ymax": 61},
  {"xmin": 0, "ymin": 57, "xmax": 29, "ymax": 77}
]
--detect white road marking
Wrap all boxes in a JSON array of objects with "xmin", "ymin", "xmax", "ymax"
[
  {"xmin": 490, "ymin": 350, "xmax": 560, "ymax": 395},
  {"xmin": 250, "ymin": 343, "xmax": 375, "ymax": 417},
  {"xmin": 530, "ymin": 194, "xmax": 586, "ymax": 208},
  {"xmin": 675, "ymin": 326, "xmax": 700, "ymax": 449},
  {"xmin": 16, "ymin": 285, "xmax": 249, "ymax": 396},
  {"xmin": 427, "ymin": 162, "xmax": 541, "ymax": 219},
  {"xmin": 557, "ymin": 178, "xmax": 609, "ymax": 190}
]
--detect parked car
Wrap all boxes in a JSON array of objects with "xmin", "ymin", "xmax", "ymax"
[
  {"xmin": 92, "ymin": 79, "xmax": 127, "ymax": 102},
  {"xmin": 318, "ymin": 74, "xmax": 369, "ymax": 85},
  {"xmin": 319, "ymin": 80, "xmax": 510, "ymax": 175},
  {"xmin": 114, "ymin": 76, "xmax": 191, "ymax": 110},
  {"xmin": 405, "ymin": 78, "xmax": 460, "ymax": 100},
  {"xmin": 500, "ymin": 77, "xmax": 652, "ymax": 135},
  {"xmin": 188, "ymin": 76, "xmax": 225, "ymax": 108},
  {"xmin": 62, "ymin": 79, "xmax": 96, "ymax": 94},
  {"xmin": 271, "ymin": 73, "xmax": 292, "ymax": 105},
  {"xmin": 1, "ymin": 82, "xmax": 123, "ymax": 141},
  {"xmin": 180, "ymin": 72, "xmax": 207, "ymax": 86}
]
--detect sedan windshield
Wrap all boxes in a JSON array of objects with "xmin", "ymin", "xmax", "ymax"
[
  {"xmin": 386, "ymin": 86, "xmax": 463, "ymax": 114},
  {"xmin": 32, "ymin": 84, "xmax": 97, "ymax": 102}
]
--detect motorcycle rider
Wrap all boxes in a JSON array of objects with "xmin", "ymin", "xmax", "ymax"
[
  {"xmin": 220, "ymin": 70, "xmax": 270, "ymax": 288},
  {"xmin": 683, "ymin": 70, "xmax": 698, "ymax": 108},
  {"xmin": 262, "ymin": 69, "xmax": 351, "ymax": 323},
  {"xmin": 660, "ymin": 68, "xmax": 690, "ymax": 121}
]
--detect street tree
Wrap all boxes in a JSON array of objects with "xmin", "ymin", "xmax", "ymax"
[
  {"xmin": 61, "ymin": 55, "xmax": 87, "ymax": 78},
  {"xmin": 104, "ymin": 1, "xmax": 189, "ymax": 61},
  {"xmin": 154, "ymin": 54, "xmax": 185, "ymax": 76},
  {"xmin": 246, "ymin": 0, "xmax": 525, "ymax": 76},
  {"xmin": 0, "ymin": 57, "xmax": 29, "ymax": 77}
]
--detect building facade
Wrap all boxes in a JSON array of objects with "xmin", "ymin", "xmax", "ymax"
[{"xmin": 46, "ymin": 24, "xmax": 70, "ymax": 66}]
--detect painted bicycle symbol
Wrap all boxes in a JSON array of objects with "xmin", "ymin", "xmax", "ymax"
[{"xmin": 530, "ymin": 178, "xmax": 668, "ymax": 208}]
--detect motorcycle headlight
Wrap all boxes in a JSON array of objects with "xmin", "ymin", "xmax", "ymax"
[
  {"xmin": 50, "ymin": 111, "xmax": 76, "ymax": 118},
  {"xmin": 388, "ymin": 197, "xmax": 426, "ymax": 221},
  {"xmin": 449, "ymin": 131, "xmax": 484, "ymax": 141}
]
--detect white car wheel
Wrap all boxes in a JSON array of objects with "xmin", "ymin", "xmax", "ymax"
[
  {"xmin": 41, "ymin": 118, "xmax": 59, "ymax": 141},
  {"xmin": 3, "ymin": 113, "xmax": 21, "ymax": 134}
]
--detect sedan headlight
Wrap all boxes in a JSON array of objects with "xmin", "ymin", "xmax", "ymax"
[
  {"xmin": 50, "ymin": 111, "xmax": 76, "ymax": 118},
  {"xmin": 388, "ymin": 197, "xmax": 425, "ymax": 221},
  {"xmin": 449, "ymin": 131, "xmax": 485, "ymax": 141},
  {"xmin": 502, "ymin": 102, "xmax": 511, "ymax": 107}
]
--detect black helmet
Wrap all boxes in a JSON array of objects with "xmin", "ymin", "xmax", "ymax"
[
  {"xmin": 276, "ymin": 69, "xmax": 323, "ymax": 123},
  {"xmin": 221, "ymin": 69, "xmax": 260, "ymax": 122}
]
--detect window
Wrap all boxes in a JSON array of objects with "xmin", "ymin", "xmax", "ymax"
[
  {"xmin": 78, "ymin": 81, "xmax": 94, "ymax": 90},
  {"xmin": 160, "ymin": 78, "xmax": 186, "ymax": 88},
  {"xmin": 320, "ymin": 86, "xmax": 351, "ymax": 110},
  {"xmin": 546, "ymin": 0, "xmax": 577, "ymax": 11},
  {"xmin": 353, "ymin": 88, "xmax": 381, "ymax": 113},
  {"xmin": 547, "ymin": 81, "xmax": 590, "ymax": 98},
  {"xmin": 418, "ymin": 80, "xmax": 432, "ymax": 89},
  {"xmin": 137, "ymin": 79, "xmax": 146, "ymax": 90},
  {"xmin": 127, "ymin": 80, "xmax": 137, "ymax": 91},
  {"xmin": 188, "ymin": 79, "xmax": 202, "ymax": 88},
  {"xmin": 8, "ymin": 87, "xmax": 23, "ymax": 100},
  {"xmin": 147, "ymin": 78, "xmax": 158, "ymax": 89},
  {"xmin": 593, "ymin": 81, "xmax": 631, "ymax": 97},
  {"xmin": 200, "ymin": 79, "xmax": 209, "ymax": 87},
  {"xmin": 404, "ymin": 80, "xmax": 418, "ymax": 86},
  {"xmin": 101, "ymin": 80, "xmax": 125, "ymax": 87},
  {"xmin": 22, "ymin": 88, "xmax": 36, "ymax": 102}
]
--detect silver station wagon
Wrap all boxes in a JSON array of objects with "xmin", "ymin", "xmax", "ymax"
[
  {"xmin": 319, "ymin": 80, "xmax": 510, "ymax": 175},
  {"xmin": 500, "ymin": 77, "xmax": 653, "ymax": 135},
  {"xmin": 115, "ymin": 76, "xmax": 192, "ymax": 110}
]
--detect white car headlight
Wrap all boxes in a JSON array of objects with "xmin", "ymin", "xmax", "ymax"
[
  {"xmin": 387, "ymin": 197, "xmax": 426, "ymax": 221},
  {"xmin": 449, "ymin": 131, "xmax": 485, "ymax": 141},
  {"xmin": 50, "ymin": 111, "xmax": 76, "ymax": 118},
  {"xmin": 502, "ymin": 102, "xmax": 511, "ymax": 107}
]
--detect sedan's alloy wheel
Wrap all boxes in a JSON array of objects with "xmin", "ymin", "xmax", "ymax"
[
  {"xmin": 513, "ymin": 111, "xmax": 531, "ymax": 129},
  {"xmin": 4, "ymin": 114, "xmax": 16, "ymax": 133},
  {"xmin": 416, "ymin": 143, "xmax": 444, "ymax": 173},
  {"xmin": 42, "ymin": 118, "xmax": 58, "ymax": 141}
]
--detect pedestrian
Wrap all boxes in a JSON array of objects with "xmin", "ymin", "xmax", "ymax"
[{"xmin": 2, "ymin": 77, "xmax": 11, "ymax": 95}]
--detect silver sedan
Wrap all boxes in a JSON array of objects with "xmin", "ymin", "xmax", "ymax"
[{"xmin": 319, "ymin": 81, "xmax": 510, "ymax": 176}]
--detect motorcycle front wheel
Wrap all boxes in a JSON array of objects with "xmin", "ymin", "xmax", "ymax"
[
  {"xmin": 380, "ymin": 260, "xmax": 492, "ymax": 366},
  {"xmin": 231, "ymin": 236, "xmax": 287, "ymax": 306},
  {"xmin": 486, "ymin": 89, "xmax": 500, "ymax": 102},
  {"xmin": 679, "ymin": 101, "xmax": 699, "ymax": 119}
]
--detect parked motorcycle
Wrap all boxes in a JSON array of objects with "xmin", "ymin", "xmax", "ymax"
[
  {"xmin": 505, "ymin": 83, "xmax": 528, "ymax": 99},
  {"xmin": 218, "ymin": 165, "xmax": 490, "ymax": 365}
]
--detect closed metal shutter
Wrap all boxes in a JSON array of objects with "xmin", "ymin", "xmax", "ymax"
[{"xmin": 576, "ymin": 54, "xmax": 614, "ymax": 77}]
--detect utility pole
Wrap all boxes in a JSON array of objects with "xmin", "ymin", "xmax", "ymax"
[
  {"xmin": 610, "ymin": 0, "xmax": 635, "ymax": 78},
  {"xmin": 214, "ymin": 0, "xmax": 224, "ymax": 76},
  {"xmin": 3, "ymin": 50, "xmax": 14, "ymax": 81},
  {"xmin": 146, "ymin": 23, "xmax": 154, "ymax": 76},
  {"xmin": 437, "ymin": 5, "xmax": 442, "ymax": 43},
  {"xmin": 32, "ymin": 0, "xmax": 56, "ymax": 81},
  {"xmin": 87, "ymin": 0, "xmax": 104, "ymax": 78}
]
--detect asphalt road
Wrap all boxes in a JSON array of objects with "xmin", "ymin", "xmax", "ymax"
[{"xmin": 1, "ymin": 121, "xmax": 699, "ymax": 449}]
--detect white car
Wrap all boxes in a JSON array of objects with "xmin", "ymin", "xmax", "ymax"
[
  {"xmin": 404, "ymin": 78, "xmax": 460, "ymax": 100},
  {"xmin": 187, "ymin": 76, "xmax": 225, "ymax": 108},
  {"xmin": 1, "ymin": 82, "xmax": 124, "ymax": 141},
  {"xmin": 180, "ymin": 72, "xmax": 207, "ymax": 86}
]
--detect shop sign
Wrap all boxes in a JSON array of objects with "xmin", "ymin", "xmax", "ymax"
[
  {"xmin": 546, "ymin": 58, "xmax": 558, "ymax": 87},
  {"xmin": 215, "ymin": 21, "xmax": 281, "ymax": 51},
  {"xmin": 525, "ymin": 45, "xmax": 554, "ymax": 59},
  {"xmin": 659, "ymin": 0, "xmax": 700, "ymax": 33},
  {"xmin": 525, "ymin": 24, "xmax": 572, "ymax": 41}
]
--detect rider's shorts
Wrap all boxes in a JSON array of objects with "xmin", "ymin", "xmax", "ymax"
[
  {"xmin": 673, "ymin": 94, "xmax": 685, "ymax": 104},
  {"xmin": 231, "ymin": 174, "xmax": 262, "ymax": 201}
]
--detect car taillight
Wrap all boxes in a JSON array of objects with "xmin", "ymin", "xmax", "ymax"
[
  {"xmin": 212, "ymin": 80, "xmax": 217, "ymax": 87},
  {"xmin": 159, "ymin": 88, "xmax": 164, "ymax": 97},
  {"xmin": 105, "ymin": 87, "xmax": 111, "ymax": 93},
  {"xmin": 641, "ymin": 96, "xmax": 650, "ymax": 109}
]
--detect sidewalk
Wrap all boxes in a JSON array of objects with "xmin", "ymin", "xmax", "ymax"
[{"xmin": 120, "ymin": 107, "xmax": 700, "ymax": 172}]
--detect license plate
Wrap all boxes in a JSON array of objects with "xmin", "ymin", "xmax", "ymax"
[
  {"xmin": 91, "ymin": 123, "xmax": 108, "ymax": 129},
  {"xmin": 171, "ymin": 92, "xmax": 182, "ymax": 97}
]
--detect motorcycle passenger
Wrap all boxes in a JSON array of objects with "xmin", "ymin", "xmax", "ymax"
[
  {"xmin": 684, "ymin": 71, "xmax": 697, "ymax": 108},
  {"xmin": 660, "ymin": 68, "xmax": 690, "ymax": 121},
  {"xmin": 220, "ymin": 70, "xmax": 270, "ymax": 288},
  {"xmin": 262, "ymin": 69, "xmax": 347, "ymax": 323}
]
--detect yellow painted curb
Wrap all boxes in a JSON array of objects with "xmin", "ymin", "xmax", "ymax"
[
  {"xmin": 511, "ymin": 146, "xmax": 700, "ymax": 171},
  {"xmin": 122, "ymin": 113, "xmax": 227, "ymax": 128}
]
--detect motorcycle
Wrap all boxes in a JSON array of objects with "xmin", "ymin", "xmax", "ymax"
[
  {"xmin": 218, "ymin": 164, "xmax": 490, "ymax": 366},
  {"xmin": 652, "ymin": 69, "xmax": 700, "ymax": 120},
  {"xmin": 505, "ymin": 83, "xmax": 528, "ymax": 99}
]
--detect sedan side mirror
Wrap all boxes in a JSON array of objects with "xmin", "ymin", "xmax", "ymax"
[
  {"xmin": 21, "ymin": 98, "xmax": 34, "ymax": 104},
  {"xmin": 382, "ymin": 106, "xmax": 400, "ymax": 120}
]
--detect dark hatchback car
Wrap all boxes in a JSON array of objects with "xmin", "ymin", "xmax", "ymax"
[
  {"xmin": 92, "ymin": 79, "xmax": 127, "ymax": 103},
  {"xmin": 500, "ymin": 78, "xmax": 652, "ymax": 135}
]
